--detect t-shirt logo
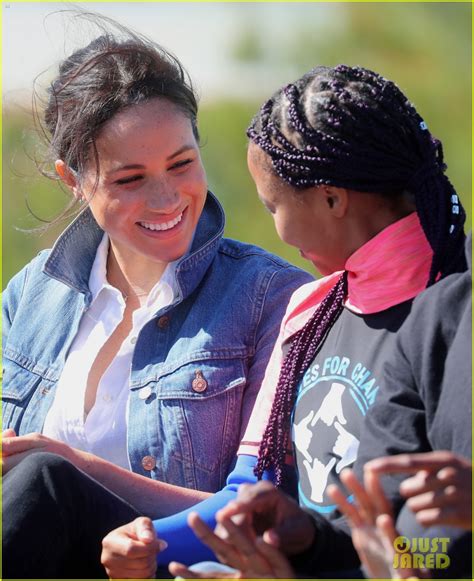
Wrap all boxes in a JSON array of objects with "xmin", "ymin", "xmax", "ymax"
[{"xmin": 293, "ymin": 355, "xmax": 379, "ymax": 513}]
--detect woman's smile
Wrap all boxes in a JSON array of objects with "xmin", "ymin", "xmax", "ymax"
[{"xmin": 136, "ymin": 206, "xmax": 188, "ymax": 238}]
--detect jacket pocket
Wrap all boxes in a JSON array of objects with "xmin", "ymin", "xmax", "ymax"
[
  {"xmin": 2, "ymin": 358, "xmax": 41, "ymax": 434},
  {"xmin": 2, "ymin": 357, "xmax": 46, "ymax": 432},
  {"xmin": 134, "ymin": 356, "xmax": 247, "ymax": 492}
]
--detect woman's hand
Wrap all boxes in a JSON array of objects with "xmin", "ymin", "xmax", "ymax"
[
  {"xmin": 102, "ymin": 517, "xmax": 166, "ymax": 579},
  {"xmin": 168, "ymin": 510, "xmax": 295, "ymax": 579},
  {"xmin": 1, "ymin": 432, "xmax": 89, "ymax": 475},
  {"xmin": 366, "ymin": 451, "xmax": 472, "ymax": 531},
  {"xmin": 327, "ymin": 469, "xmax": 419, "ymax": 579},
  {"xmin": 168, "ymin": 481, "xmax": 315, "ymax": 579},
  {"xmin": 217, "ymin": 480, "xmax": 316, "ymax": 555}
]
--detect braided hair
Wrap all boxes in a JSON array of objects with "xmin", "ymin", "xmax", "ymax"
[{"xmin": 249, "ymin": 65, "xmax": 466, "ymax": 485}]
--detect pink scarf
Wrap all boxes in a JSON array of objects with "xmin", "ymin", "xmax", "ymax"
[{"xmin": 283, "ymin": 212, "xmax": 433, "ymax": 339}]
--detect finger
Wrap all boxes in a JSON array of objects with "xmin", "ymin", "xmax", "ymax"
[
  {"xmin": 375, "ymin": 513, "xmax": 398, "ymax": 552},
  {"xmin": 437, "ymin": 465, "xmax": 464, "ymax": 483},
  {"xmin": 218, "ymin": 514, "xmax": 269, "ymax": 569},
  {"xmin": 413, "ymin": 503, "xmax": 471, "ymax": 530},
  {"xmin": 326, "ymin": 484, "xmax": 364, "ymax": 527},
  {"xmin": 261, "ymin": 528, "xmax": 280, "ymax": 548},
  {"xmin": 366, "ymin": 451, "xmax": 462, "ymax": 474},
  {"xmin": 2, "ymin": 428, "xmax": 16, "ymax": 438},
  {"xmin": 399, "ymin": 470, "xmax": 446, "ymax": 497},
  {"xmin": 257, "ymin": 536, "xmax": 295, "ymax": 577},
  {"xmin": 104, "ymin": 535, "xmax": 161, "ymax": 559},
  {"xmin": 1, "ymin": 435, "xmax": 45, "ymax": 454},
  {"xmin": 104, "ymin": 554, "xmax": 156, "ymax": 571},
  {"xmin": 187, "ymin": 513, "xmax": 244, "ymax": 568},
  {"xmin": 134, "ymin": 517, "xmax": 158, "ymax": 544},
  {"xmin": 415, "ymin": 507, "xmax": 445, "ymax": 527},
  {"xmin": 1, "ymin": 450, "xmax": 32, "ymax": 474},
  {"xmin": 340, "ymin": 469, "xmax": 376, "ymax": 525},
  {"xmin": 364, "ymin": 468, "xmax": 393, "ymax": 517},
  {"xmin": 406, "ymin": 487, "xmax": 460, "ymax": 513},
  {"xmin": 376, "ymin": 515, "xmax": 417, "ymax": 580},
  {"xmin": 333, "ymin": 421, "xmax": 345, "ymax": 434},
  {"xmin": 218, "ymin": 482, "xmax": 278, "ymax": 520},
  {"xmin": 168, "ymin": 562, "xmax": 202, "ymax": 579}
]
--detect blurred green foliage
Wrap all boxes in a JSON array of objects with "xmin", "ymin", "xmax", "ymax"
[{"xmin": 3, "ymin": 3, "xmax": 471, "ymax": 287}]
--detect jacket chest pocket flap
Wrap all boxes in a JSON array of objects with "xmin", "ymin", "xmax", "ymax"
[
  {"xmin": 2, "ymin": 358, "xmax": 46, "ymax": 403},
  {"xmin": 2, "ymin": 358, "xmax": 55, "ymax": 432},
  {"xmin": 152, "ymin": 357, "xmax": 247, "ymax": 400}
]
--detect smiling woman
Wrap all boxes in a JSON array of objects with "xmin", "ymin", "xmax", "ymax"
[
  {"xmin": 1, "ymin": 14, "xmax": 312, "ymax": 579},
  {"xmin": 56, "ymin": 98, "xmax": 208, "ymax": 285}
]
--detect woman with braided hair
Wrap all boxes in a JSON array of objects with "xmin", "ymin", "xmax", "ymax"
[{"xmin": 100, "ymin": 65, "xmax": 468, "ymax": 578}]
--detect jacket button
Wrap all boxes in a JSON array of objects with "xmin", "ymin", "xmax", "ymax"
[
  {"xmin": 141, "ymin": 455, "xmax": 156, "ymax": 471},
  {"xmin": 192, "ymin": 370, "xmax": 208, "ymax": 393},
  {"xmin": 139, "ymin": 386, "xmax": 152, "ymax": 400},
  {"xmin": 157, "ymin": 315, "xmax": 170, "ymax": 329}
]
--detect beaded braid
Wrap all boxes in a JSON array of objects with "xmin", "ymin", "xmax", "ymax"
[
  {"xmin": 248, "ymin": 65, "xmax": 466, "ymax": 284},
  {"xmin": 249, "ymin": 65, "xmax": 467, "ymax": 484},
  {"xmin": 255, "ymin": 272, "xmax": 347, "ymax": 486}
]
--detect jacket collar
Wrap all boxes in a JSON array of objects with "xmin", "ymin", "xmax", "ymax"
[{"xmin": 43, "ymin": 191, "xmax": 225, "ymax": 304}]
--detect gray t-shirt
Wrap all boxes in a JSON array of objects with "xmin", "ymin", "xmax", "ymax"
[{"xmin": 292, "ymin": 300, "xmax": 412, "ymax": 518}]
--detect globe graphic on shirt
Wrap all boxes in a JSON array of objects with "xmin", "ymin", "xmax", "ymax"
[{"xmin": 292, "ymin": 367, "xmax": 367, "ymax": 514}]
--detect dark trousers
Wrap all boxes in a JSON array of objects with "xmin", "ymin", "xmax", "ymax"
[{"xmin": 2, "ymin": 452, "xmax": 141, "ymax": 579}]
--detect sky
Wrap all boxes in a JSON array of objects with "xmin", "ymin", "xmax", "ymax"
[{"xmin": 3, "ymin": 2, "xmax": 332, "ymax": 104}]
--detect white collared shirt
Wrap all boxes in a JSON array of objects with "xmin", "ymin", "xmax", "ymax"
[{"xmin": 43, "ymin": 234, "xmax": 177, "ymax": 469}]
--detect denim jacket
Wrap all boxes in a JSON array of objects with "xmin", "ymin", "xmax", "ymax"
[{"xmin": 2, "ymin": 192, "xmax": 312, "ymax": 492}]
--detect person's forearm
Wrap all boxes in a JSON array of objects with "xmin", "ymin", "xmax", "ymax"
[
  {"xmin": 76, "ymin": 451, "xmax": 210, "ymax": 518},
  {"xmin": 154, "ymin": 454, "xmax": 263, "ymax": 565}
]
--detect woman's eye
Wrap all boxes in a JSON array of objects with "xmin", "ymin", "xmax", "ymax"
[
  {"xmin": 115, "ymin": 175, "xmax": 143, "ymax": 185},
  {"xmin": 169, "ymin": 158, "xmax": 193, "ymax": 171}
]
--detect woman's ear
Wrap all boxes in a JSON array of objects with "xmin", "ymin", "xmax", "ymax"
[
  {"xmin": 55, "ymin": 160, "xmax": 83, "ymax": 201},
  {"xmin": 323, "ymin": 186, "xmax": 348, "ymax": 218}
]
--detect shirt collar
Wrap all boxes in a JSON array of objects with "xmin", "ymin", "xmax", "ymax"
[
  {"xmin": 43, "ymin": 192, "xmax": 224, "ymax": 304},
  {"xmin": 88, "ymin": 233, "xmax": 178, "ymax": 309}
]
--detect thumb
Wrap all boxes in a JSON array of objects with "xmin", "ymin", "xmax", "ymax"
[
  {"xmin": 334, "ymin": 421, "xmax": 345, "ymax": 434},
  {"xmin": 2, "ymin": 429, "xmax": 16, "ymax": 438},
  {"xmin": 134, "ymin": 517, "xmax": 157, "ymax": 543}
]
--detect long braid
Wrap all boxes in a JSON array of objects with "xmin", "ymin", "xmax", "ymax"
[
  {"xmin": 248, "ymin": 65, "xmax": 466, "ymax": 484},
  {"xmin": 255, "ymin": 272, "xmax": 347, "ymax": 486}
]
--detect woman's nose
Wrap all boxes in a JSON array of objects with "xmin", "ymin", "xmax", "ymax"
[{"xmin": 146, "ymin": 180, "xmax": 180, "ymax": 211}]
